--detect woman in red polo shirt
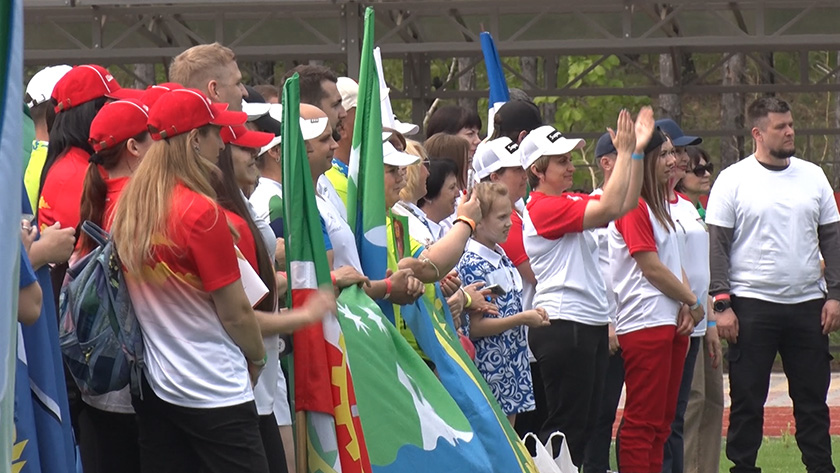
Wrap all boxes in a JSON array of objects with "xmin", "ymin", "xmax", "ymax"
[
  {"xmin": 111, "ymin": 88, "xmax": 280, "ymax": 473},
  {"xmin": 39, "ymin": 65, "xmax": 141, "ymax": 232},
  {"xmin": 74, "ymin": 97, "xmax": 154, "ymax": 473},
  {"xmin": 215, "ymin": 124, "xmax": 334, "ymax": 473}
]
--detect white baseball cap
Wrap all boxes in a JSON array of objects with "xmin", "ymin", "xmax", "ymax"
[
  {"xmin": 336, "ymin": 76, "xmax": 390, "ymax": 111},
  {"xmin": 383, "ymin": 141, "xmax": 419, "ymax": 167},
  {"xmin": 258, "ymin": 115, "xmax": 329, "ymax": 156},
  {"xmin": 393, "ymin": 117, "xmax": 420, "ymax": 136},
  {"xmin": 25, "ymin": 65, "xmax": 72, "ymax": 108},
  {"xmin": 242, "ymin": 101, "xmax": 272, "ymax": 120},
  {"xmin": 473, "ymin": 137, "xmax": 522, "ymax": 182},
  {"xmin": 519, "ymin": 125, "xmax": 586, "ymax": 170}
]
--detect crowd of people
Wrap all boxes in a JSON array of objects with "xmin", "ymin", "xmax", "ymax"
[{"xmin": 13, "ymin": 40, "xmax": 840, "ymax": 473}]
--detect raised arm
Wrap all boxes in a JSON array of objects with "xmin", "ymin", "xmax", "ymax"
[{"xmin": 581, "ymin": 107, "xmax": 650, "ymax": 229}]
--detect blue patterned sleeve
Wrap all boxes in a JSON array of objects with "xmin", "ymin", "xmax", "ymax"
[{"xmin": 457, "ymin": 252, "xmax": 488, "ymax": 288}]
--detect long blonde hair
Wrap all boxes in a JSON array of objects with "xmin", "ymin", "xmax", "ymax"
[
  {"xmin": 112, "ymin": 126, "xmax": 221, "ymax": 274},
  {"xmin": 401, "ymin": 139, "xmax": 428, "ymax": 203}
]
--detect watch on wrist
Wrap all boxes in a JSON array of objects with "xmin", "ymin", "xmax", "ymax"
[
  {"xmin": 713, "ymin": 299, "xmax": 731, "ymax": 313},
  {"xmin": 250, "ymin": 354, "xmax": 268, "ymax": 367}
]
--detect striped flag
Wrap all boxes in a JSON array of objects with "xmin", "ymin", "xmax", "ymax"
[
  {"xmin": 1, "ymin": 0, "xmax": 24, "ymax": 469},
  {"xmin": 347, "ymin": 7, "xmax": 387, "ymax": 285},
  {"xmin": 481, "ymin": 31, "xmax": 510, "ymax": 137},
  {"xmin": 282, "ymin": 73, "xmax": 372, "ymax": 473}
]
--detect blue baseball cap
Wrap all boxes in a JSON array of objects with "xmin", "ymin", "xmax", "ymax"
[
  {"xmin": 594, "ymin": 132, "xmax": 617, "ymax": 158},
  {"xmin": 655, "ymin": 118, "xmax": 702, "ymax": 147}
]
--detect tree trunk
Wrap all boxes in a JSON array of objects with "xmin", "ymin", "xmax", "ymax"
[
  {"xmin": 518, "ymin": 56, "xmax": 552, "ymax": 123},
  {"xmin": 721, "ymin": 52, "xmax": 746, "ymax": 169},
  {"xmin": 133, "ymin": 63, "xmax": 156, "ymax": 89},
  {"xmin": 457, "ymin": 57, "xmax": 477, "ymax": 114},
  {"xmin": 252, "ymin": 60, "xmax": 275, "ymax": 85},
  {"xmin": 761, "ymin": 52, "xmax": 775, "ymax": 97},
  {"xmin": 658, "ymin": 51, "xmax": 681, "ymax": 121},
  {"xmin": 833, "ymin": 51, "xmax": 840, "ymax": 188}
]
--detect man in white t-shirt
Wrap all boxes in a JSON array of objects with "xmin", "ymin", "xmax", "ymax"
[
  {"xmin": 707, "ymin": 97, "xmax": 840, "ymax": 473},
  {"xmin": 283, "ymin": 64, "xmax": 348, "ymax": 221}
]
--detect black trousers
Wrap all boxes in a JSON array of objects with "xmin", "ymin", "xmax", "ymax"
[
  {"xmin": 132, "ymin": 376, "xmax": 269, "ymax": 473},
  {"xmin": 662, "ymin": 336, "xmax": 701, "ymax": 473},
  {"xmin": 726, "ymin": 296, "xmax": 834, "ymax": 473},
  {"xmin": 78, "ymin": 404, "xmax": 140, "ymax": 473},
  {"xmin": 530, "ymin": 319, "xmax": 609, "ymax": 467},
  {"xmin": 583, "ymin": 348, "xmax": 625, "ymax": 473},
  {"xmin": 514, "ymin": 361, "xmax": 548, "ymax": 441},
  {"xmin": 259, "ymin": 414, "xmax": 288, "ymax": 473}
]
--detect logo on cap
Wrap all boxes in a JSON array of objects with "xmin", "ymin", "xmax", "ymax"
[
  {"xmin": 547, "ymin": 130, "xmax": 563, "ymax": 143},
  {"xmin": 504, "ymin": 142, "xmax": 520, "ymax": 154}
]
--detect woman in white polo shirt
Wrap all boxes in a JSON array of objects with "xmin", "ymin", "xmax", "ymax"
[
  {"xmin": 521, "ymin": 108, "xmax": 652, "ymax": 466},
  {"xmin": 608, "ymin": 133, "xmax": 705, "ymax": 473}
]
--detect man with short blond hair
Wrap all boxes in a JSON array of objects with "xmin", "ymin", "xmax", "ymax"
[{"xmin": 169, "ymin": 42, "xmax": 246, "ymax": 111}]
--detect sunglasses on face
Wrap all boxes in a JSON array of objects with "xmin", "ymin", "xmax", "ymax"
[{"xmin": 691, "ymin": 163, "xmax": 714, "ymax": 176}]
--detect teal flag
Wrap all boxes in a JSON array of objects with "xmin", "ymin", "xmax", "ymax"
[
  {"xmin": 336, "ymin": 286, "xmax": 495, "ymax": 472},
  {"xmin": 347, "ymin": 7, "xmax": 388, "ymax": 283}
]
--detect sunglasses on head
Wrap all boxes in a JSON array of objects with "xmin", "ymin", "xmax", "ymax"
[{"xmin": 691, "ymin": 163, "xmax": 714, "ymax": 176}]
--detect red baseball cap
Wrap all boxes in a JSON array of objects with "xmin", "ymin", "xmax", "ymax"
[
  {"xmin": 147, "ymin": 88, "xmax": 247, "ymax": 140},
  {"xmin": 88, "ymin": 99, "xmax": 150, "ymax": 153},
  {"xmin": 220, "ymin": 125, "xmax": 274, "ymax": 149},
  {"xmin": 51, "ymin": 64, "xmax": 143, "ymax": 113},
  {"xmin": 140, "ymin": 82, "xmax": 183, "ymax": 107}
]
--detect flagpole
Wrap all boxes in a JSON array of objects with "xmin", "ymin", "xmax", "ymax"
[{"xmin": 295, "ymin": 411, "xmax": 307, "ymax": 473}]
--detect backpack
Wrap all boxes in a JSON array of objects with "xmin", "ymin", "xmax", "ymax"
[{"xmin": 58, "ymin": 221, "xmax": 144, "ymax": 397}]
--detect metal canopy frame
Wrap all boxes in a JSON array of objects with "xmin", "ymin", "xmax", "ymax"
[{"xmin": 22, "ymin": 0, "xmax": 840, "ymax": 141}]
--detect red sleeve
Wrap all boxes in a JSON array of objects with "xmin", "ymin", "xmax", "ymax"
[
  {"xmin": 224, "ymin": 210, "xmax": 259, "ymax": 272},
  {"xmin": 614, "ymin": 199, "xmax": 657, "ymax": 255},
  {"xmin": 185, "ymin": 199, "xmax": 240, "ymax": 292},
  {"xmin": 500, "ymin": 211, "xmax": 528, "ymax": 266},
  {"xmin": 526, "ymin": 192, "xmax": 589, "ymax": 240}
]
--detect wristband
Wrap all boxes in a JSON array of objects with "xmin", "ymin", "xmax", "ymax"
[
  {"xmin": 707, "ymin": 321, "xmax": 717, "ymax": 327},
  {"xmin": 250, "ymin": 353, "xmax": 268, "ymax": 367},
  {"xmin": 383, "ymin": 277, "xmax": 393, "ymax": 301},
  {"xmin": 631, "ymin": 152, "xmax": 644, "ymax": 161},
  {"xmin": 454, "ymin": 216, "xmax": 476, "ymax": 234},
  {"xmin": 460, "ymin": 287, "xmax": 472, "ymax": 308},
  {"xmin": 689, "ymin": 300, "xmax": 702, "ymax": 311},
  {"xmin": 330, "ymin": 272, "xmax": 337, "ymax": 286}
]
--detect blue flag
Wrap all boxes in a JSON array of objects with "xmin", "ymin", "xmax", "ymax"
[
  {"xmin": 481, "ymin": 31, "xmax": 510, "ymax": 137},
  {"xmin": 13, "ymin": 180, "xmax": 79, "ymax": 473},
  {"xmin": 1, "ymin": 0, "xmax": 24, "ymax": 468},
  {"xmin": 400, "ymin": 285, "xmax": 537, "ymax": 473}
]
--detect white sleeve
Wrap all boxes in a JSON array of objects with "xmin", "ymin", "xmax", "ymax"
[
  {"xmin": 816, "ymin": 170, "xmax": 840, "ymax": 225},
  {"xmin": 705, "ymin": 169, "xmax": 736, "ymax": 228}
]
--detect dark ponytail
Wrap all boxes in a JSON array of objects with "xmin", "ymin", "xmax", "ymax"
[
  {"xmin": 78, "ymin": 131, "xmax": 148, "ymax": 254},
  {"xmin": 39, "ymin": 97, "xmax": 108, "ymax": 196},
  {"xmin": 213, "ymin": 145, "xmax": 277, "ymax": 312}
]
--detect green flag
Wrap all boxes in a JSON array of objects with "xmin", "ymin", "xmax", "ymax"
[
  {"xmin": 282, "ymin": 73, "xmax": 372, "ymax": 473},
  {"xmin": 335, "ymin": 286, "xmax": 496, "ymax": 472},
  {"xmin": 347, "ymin": 7, "xmax": 388, "ymax": 283}
]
